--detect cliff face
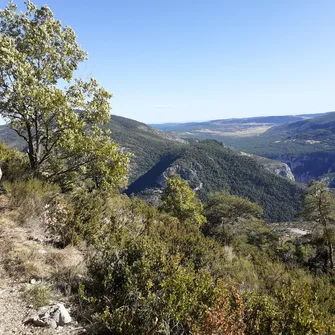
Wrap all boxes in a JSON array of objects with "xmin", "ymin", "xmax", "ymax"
[
  {"xmin": 264, "ymin": 162, "xmax": 295, "ymax": 181},
  {"xmin": 273, "ymin": 153, "xmax": 335, "ymax": 183},
  {"xmin": 240, "ymin": 152, "xmax": 295, "ymax": 181}
]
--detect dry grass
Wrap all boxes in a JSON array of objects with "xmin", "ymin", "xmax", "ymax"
[{"xmin": 0, "ymin": 194, "xmax": 86, "ymax": 291}]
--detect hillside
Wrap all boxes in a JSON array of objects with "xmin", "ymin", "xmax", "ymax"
[
  {"xmin": 107, "ymin": 115, "xmax": 186, "ymax": 183},
  {"xmin": 151, "ymin": 112, "xmax": 335, "ymax": 184},
  {"xmin": 126, "ymin": 139, "xmax": 303, "ymax": 222},
  {"xmin": 0, "ymin": 115, "xmax": 303, "ymax": 222}
]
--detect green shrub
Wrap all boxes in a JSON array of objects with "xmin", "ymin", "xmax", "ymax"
[
  {"xmin": 245, "ymin": 279, "xmax": 335, "ymax": 334},
  {"xmin": 46, "ymin": 189, "xmax": 109, "ymax": 247},
  {"xmin": 4, "ymin": 179, "xmax": 59, "ymax": 223},
  {"xmin": 23, "ymin": 284, "xmax": 52, "ymax": 308},
  {"xmin": 0, "ymin": 142, "xmax": 29, "ymax": 181}
]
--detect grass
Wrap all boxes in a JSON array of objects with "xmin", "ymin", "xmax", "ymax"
[{"xmin": 22, "ymin": 284, "xmax": 53, "ymax": 308}]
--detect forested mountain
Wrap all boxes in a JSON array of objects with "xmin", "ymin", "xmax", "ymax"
[
  {"xmin": 101, "ymin": 117, "xmax": 304, "ymax": 222},
  {"xmin": 0, "ymin": 115, "xmax": 303, "ymax": 222},
  {"xmin": 151, "ymin": 112, "xmax": 335, "ymax": 184},
  {"xmin": 126, "ymin": 140, "xmax": 302, "ymax": 222}
]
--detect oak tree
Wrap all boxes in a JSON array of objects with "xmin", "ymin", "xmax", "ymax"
[
  {"xmin": 0, "ymin": 1, "xmax": 130, "ymax": 189},
  {"xmin": 161, "ymin": 174, "xmax": 206, "ymax": 226}
]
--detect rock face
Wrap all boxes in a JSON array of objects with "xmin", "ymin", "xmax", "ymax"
[
  {"xmin": 264, "ymin": 162, "xmax": 295, "ymax": 181},
  {"xmin": 274, "ymin": 153, "xmax": 335, "ymax": 183},
  {"xmin": 240, "ymin": 152, "xmax": 295, "ymax": 181},
  {"xmin": 24, "ymin": 303, "xmax": 72, "ymax": 329}
]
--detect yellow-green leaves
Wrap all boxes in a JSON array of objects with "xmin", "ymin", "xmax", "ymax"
[
  {"xmin": 0, "ymin": 1, "xmax": 129, "ymax": 191},
  {"xmin": 161, "ymin": 174, "xmax": 206, "ymax": 226}
]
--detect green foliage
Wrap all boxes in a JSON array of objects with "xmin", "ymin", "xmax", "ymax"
[
  {"xmin": 75, "ymin": 191, "xmax": 335, "ymax": 334},
  {"xmin": 300, "ymin": 181, "xmax": 335, "ymax": 269},
  {"xmin": 4, "ymin": 178, "xmax": 59, "ymax": 223},
  {"xmin": 161, "ymin": 174, "xmax": 206, "ymax": 226},
  {"xmin": 203, "ymin": 191, "xmax": 263, "ymax": 240},
  {"xmin": 78, "ymin": 194, "xmax": 217, "ymax": 334},
  {"xmin": 23, "ymin": 284, "xmax": 52, "ymax": 308},
  {"xmin": 0, "ymin": 1, "xmax": 130, "ymax": 190},
  {"xmin": 301, "ymin": 181, "xmax": 335, "ymax": 226},
  {"xmin": 0, "ymin": 142, "xmax": 29, "ymax": 181},
  {"xmin": 49, "ymin": 189, "xmax": 109, "ymax": 247},
  {"xmin": 245, "ymin": 279, "xmax": 335, "ymax": 334}
]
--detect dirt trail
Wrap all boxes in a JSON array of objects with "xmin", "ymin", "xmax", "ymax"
[{"xmin": 0, "ymin": 276, "xmax": 57, "ymax": 334}]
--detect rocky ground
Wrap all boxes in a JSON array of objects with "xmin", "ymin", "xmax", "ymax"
[
  {"xmin": 0, "ymin": 195, "xmax": 87, "ymax": 335},
  {"xmin": 0, "ymin": 275, "xmax": 57, "ymax": 334}
]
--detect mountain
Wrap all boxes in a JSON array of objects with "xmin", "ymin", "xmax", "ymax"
[
  {"xmin": 0, "ymin": 115, "xmax": 303, "ymax": 222},
  {"xmin": 125, "ymin": 139, "xmax": 302, "ymax": 222},
  {"xmin": 105, "ymin": 117, "xmax": 304, "ymax": 222},
  {"xmin": 151, "ymin": 112, "xmax": 335, "ymax": 184},
  {"xmin": 106, "ymin": 115, "xmax": 186, "ymax": 183},
  {"xmin": 150, "ymin": 113, "xmax": 327, "ymax": 136}
]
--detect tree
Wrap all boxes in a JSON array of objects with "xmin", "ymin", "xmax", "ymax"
[
  {"xmin": 203, "ymin": 191, "xmax": 263, "ymax": 238},
  {"xmin": 160, "ymin": 174, "xmax": 206, "ymax": 226},
  {"xmin": 301, "ymin": 181, "xmax": 335, "ymax": 269},
  {"xmin": 0, "ymin": 1, "xmax": 130, "ymax": 189}
]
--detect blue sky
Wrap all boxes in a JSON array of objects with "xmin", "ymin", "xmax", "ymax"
[{"xmin": 11, "ymin": 0, "xmax": 335, "ymax": 123}]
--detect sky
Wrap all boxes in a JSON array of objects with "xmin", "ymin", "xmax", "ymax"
[{"xmin": 7, "ymin": 0, "xmax": 335, "ymax": 123}]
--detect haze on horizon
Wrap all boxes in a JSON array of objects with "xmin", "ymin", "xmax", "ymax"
[{"xmin": 9, "ymin": 0, "xmax": 335, "ymax": 124}]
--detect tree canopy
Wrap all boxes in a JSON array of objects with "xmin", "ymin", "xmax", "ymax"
[
  {"xmin": 0, "ymin": 1, "xmax": 130, "ymax": 189},
  {"xmin": 160, "ymin": 174, "xmax": 206, "ymax": 226},
  {"xmin": 301, "ymin": 181, "xmax": 335, "ymax": 269}
]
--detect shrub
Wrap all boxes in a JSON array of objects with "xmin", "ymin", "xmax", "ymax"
[
  {"xmin": 245, "ymin": 279, "xmax": 335, "ymax": 334},
  {"xmin": 4, "ymin": 179, "xmax": 59, "ymax": 224},
  {"xmin": 0, "ymin": 142, "xmax": 29, "ymax": 182},
  {"xmin": 23, "ymin": 284, "xmax": 52, "ymax": 308},
  {"xmin": 193, "ymin": 284, "xmax": 246, "ymax": 335}
]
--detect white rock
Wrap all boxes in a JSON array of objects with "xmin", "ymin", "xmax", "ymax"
[{"xmin": 56, "ymin": 303, "xmax": 72, "ymax": 325}]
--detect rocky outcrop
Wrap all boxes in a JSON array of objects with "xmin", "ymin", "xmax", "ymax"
[
  {"xmin": 24, "ymin": 303, "xmax": 72, "ymax": 329},
  {"xmin": 273, "ymin": 153, "xmax": 335, "ymax": 183},
  {"xmin": 264, "ymin": 162, "xmax": 295, "ymax": 181},
  {"xmin": 157, "ymin": 162, "xmax": 204, "ymax": 190},
  {"xmin": 240, "ymin": 152, "xmax": 295, "ymax": 181}
]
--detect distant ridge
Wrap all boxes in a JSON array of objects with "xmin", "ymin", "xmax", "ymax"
[{"xmin": 150, "ymin": 112, "xmax": 328, "ymax": 130}]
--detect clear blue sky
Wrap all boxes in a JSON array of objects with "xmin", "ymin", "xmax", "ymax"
[{"xmin": 12, "ymin": 0, "xmax": 335, "ymax": 123}]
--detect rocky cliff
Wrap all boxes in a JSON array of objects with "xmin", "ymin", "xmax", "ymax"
[{"xmin": 273, "ymin": 152, "xmax": 335, "ymax": 184}]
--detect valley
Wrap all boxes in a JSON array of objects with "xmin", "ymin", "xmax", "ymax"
[{"xmin": 151, "ymin": 112, "xmax": 335, "ymax": 185}]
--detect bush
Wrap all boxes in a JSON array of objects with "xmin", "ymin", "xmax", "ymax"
[
  {"xmin": 245, "ymin": 279, "xmax": 335, "ymax": 334},
  {"xmin": 0, "ymin": 142, "xmax": 29, "ymax": 182},
  {"xmin": 193, "ymin": 284, "xmax": 246, "ymax": 335},
  {"xmin": 23, "ymin": 284, "xmax": 52, "ymax": 308},
  {"xmin": 4, "ymin": 179, "xmax": 59, "ymax": 224},
  {"xmin": 45, "ymin": 189, "xmax": 110, "ymax": 247}
]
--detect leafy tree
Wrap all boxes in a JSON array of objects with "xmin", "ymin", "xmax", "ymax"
[
  {"xmin": 161, "ymin": 174, "xmax": 206, "ymax": 226},
  {"xmin": 0, "ymin": 1, "xmax": 129, "ymax": 189},
  {"xmin": 203, "ymin": 191, "xmax": 263, "ymax": 240},
  {"xmin": 300, "ymin": 181, "xmax": 335, "ymax": 269}
]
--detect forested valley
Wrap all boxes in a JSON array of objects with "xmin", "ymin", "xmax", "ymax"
[{"xmin": 1, "ymin": 2, "xmax": 335, "ymax": 335}]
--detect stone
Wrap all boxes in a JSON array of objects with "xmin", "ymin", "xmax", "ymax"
[
  {"xmin": 44, "ymin": 318, "xmax": 57, "ymax": 329},
  {"xmin": 24, "ymin": 303, "xmax": 72, "ymax": 328},
  {"xmin": 56, "ymin": 303, "xmax": 72, "ymax": 325}
]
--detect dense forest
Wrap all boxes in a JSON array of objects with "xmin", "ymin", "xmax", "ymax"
[{"xmin": 1, "ymin": 2, "xmax": 335, "ymax": 335}]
